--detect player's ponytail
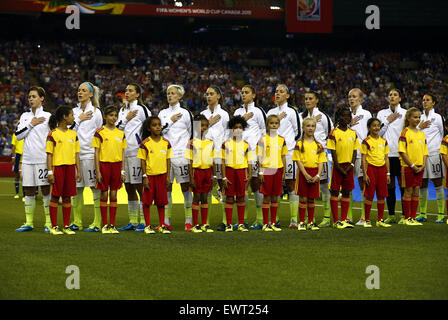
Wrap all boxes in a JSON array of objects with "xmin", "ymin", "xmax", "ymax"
[
  {"xmin": 49, "ymin": 106, "xmax": 72, "ymax": 130},
  {"xmin": 91, "ymin": 84, "xmax": 101, "ymax": 109}
]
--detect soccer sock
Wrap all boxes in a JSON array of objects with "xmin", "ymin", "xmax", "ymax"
[
  {"xmin": 435, "ymin": 186, "xmax": 445, "ymax": 219},
  {"xmin": 307, "ymin": 201, "xmax": 315, "ymax": 224},
  {"xmin": 128, "ymin": 200, "xmax": 139, "ymax": 225},
  {"xmin": 24, "ymin": 196, "xmax": 36, "ymax": 227},
  {"xmin": 165, "ymin": 191, "xmax": 172, "ymax": 221},
  {"xmin": 330, "ymin": 195, "xmax": 339, "ymax": 222},
  {"xmin": 225, "ymin": 202, "xmax": 233, "ymax": 225},
  {"xmin": 399, "ymin": 187, "xmax": 405, "ymax": 217},
  {"xmin": 221, "ymin": 195, "xmax": 227, "ymax": 224},
  {"xmin": 192, "ymin": 202, "xmax": 200, "ymax": 226},
  {"xmin": 62, "ymin": 200, "xmax": 71, "ymax": 227},
  {"xmin": 262, "ymin": 202, "xmax": 270, "ymax": 225},
  {"xmin": 91, "ymin": 189, "xmax": 101, "ymax": 228},
  {"xmin": 207, "ymin": 192, "xmax": 212, "ymax": 225},
  {"xmin": 244, "ymin": 194, "xmax": 249, "ymax": 221},
  {"xmin": 418, "ymin": 187, "xmax": 428, "ymax": 217},
  {"xmin": 254, "ymin": 191, "xmax": 264, "ymax": 224},
  {"xmin": 347, "ymin": 193, "xmax": 354, "ymax": 221},
  {"xmin": 402, "ymin": 196, "xmax": 411, "ymax": 219},
  {"xmin": 321, "ymin": 183, "xmax": 331, "ymax": 219},
  {"xmin": 100, "ymin": 199, "xmax": 108, "ymax": 227},
  {"xmin": 201, "ymin": 203, "xmax": 208, "ymax": 225},
  {"xmin": 270, "ymin": 202, "xmax": 278, "ymax": 225},
  {"xmin": 143, "ymin": 204, "xmax": 151, "ymax": 226},
  {"xmin": 237, "ymin": 201, "xmax": 245, "ymax": 225},
  {"xmin": 299, "ymin": 201, "xmax": 307, "ymax": 223},
  {"xmin": 42, "ymin": 194, "xmax": 51, "ymax": 227},
  {"xmin": 360, "ymin": 195, "xmax": 366, "ymax": 220},
  {"xmin": 49, "ymin": 199, "xmax": 59, "ymax": 227},
  {"xmin": 289, "ymin": 192, "xmax": 299, "ymax": 222},
  {"xmin": 157, "ymin": 206, "xmax": 165, "ymax": 227},
  {"xmin": 109, "ymin": 200, "xmax": 117, "ymax": 226},
  {"xmin": 139, "ymin": 201, "xmax": 145, "ymax": 225},
  {"xmin": 14, "ymin": 181, "xmax": 19, "ymax": 194},
  {"xmin": 341, "ymin": 196, "xmax": 350, "ymax": 221},
  {"xmin": 411, "ymin": 196, "xmax": 419, "ymax": 220},
  {"xmin": 386, "ymin": 188, "xmax": 396, "ymax": 216},
  {"xmin": 183, "ymin": 191, "xmax": 193, "ymax": 224},
  {"xmin": 72, "ymin": 188, "xmax": 84, "ymax": 226},
  {"xmin": 364, "ymin": 198, "xmax": 372, "ymax": 221},
  {"xmin": 377, "ymin": 198, "xmax": 385, "ymax": 221}
]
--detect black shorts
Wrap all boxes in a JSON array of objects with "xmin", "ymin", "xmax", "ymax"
[
  {"xmin": 389, "ymin": 157, "xmax": 401, "ymax": 178},
  {"xmin": 13, "ymin": 154, "xmax": 21, "ymax": 173}
]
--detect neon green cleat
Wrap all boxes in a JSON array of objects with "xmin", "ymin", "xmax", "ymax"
[
  {"xmin": 318, "ymin": 218, "xmax": 331, "ymax": 228},
  {"xmin": 363, "ymin": 220, "xmax": 372, "ymax": 228},
  {"xmin": 159, "ymin": 225, "xmax": 171, "ymax": 234},
  {"xmin": 376, "ymin": 220, "xmax": 391, "ymax": 228},
  {"xmin": 14, "ymin": 194, "xmax": 19, "ymax": 199},
  {"xmin": 411, "ymin": 219, "xmax": 422, "ymax": 226},
  {"xmin": 238, "ymin": 224, "xmax": 249, "ymax": 232},
  {"xmin": 398, "ymin": 217, "xmax": 406, "ymax": 225},
  {"xmin": 333, "ymin": 221, "xmax": 344, "ymax": 229},
  {"xmin": 201, "ymin": 224, "xmax": 214, "ymax": 233},
  {"xmin": 192, "ymin": 225, "xmax": 203, "ymax": 233},
  {"xmin": 144, "ymin": 225, "xmax": 155, "ymax": 234},
  {"xmin": 298, "ymin": 222, "xmax": 307, "ymax": 231},
  {"xmin": 102, "ymin": 225, "xmax": 111, "ymax": 234},
  {"xmin": 50, "ymin": 226, "xmax": 63, "ymax": 235},
  {"xmin": 63, "ymin": 226, "xmax": 75, "ymax": 235},
  {"xmin": 109, "ymin": 225, "xmax": 119, "ymax": 234},
  {"xmin": 262, "ymin": 224, "xmax": 273, "ymax": 232},
  {"xmin": 270, "ymin": 223, "xmax": 282, "ymax": 232},
  {"xmin": 384, "ymin": 216, "xmax": 397, "ymax": 224},
  {"xmin": 225, "ymin": 224, "xmax": 233, "ymax": 232},
  {"xmin": 307, "ymin": 222, "xmax": 320, "ymax": 231}
]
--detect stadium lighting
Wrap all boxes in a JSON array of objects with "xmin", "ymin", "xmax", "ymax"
[
  {"xmin": 175, "ymin": 1, "xmax": 183, "ymax": 7},
  {"xmin": 270, "ymin": 6, "xmax": 281, "ymax": 10}
]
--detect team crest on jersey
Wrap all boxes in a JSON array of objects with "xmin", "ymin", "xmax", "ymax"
[{"xmin": 358, "ymin": 115, "xmax": 364, "ymax": 120}]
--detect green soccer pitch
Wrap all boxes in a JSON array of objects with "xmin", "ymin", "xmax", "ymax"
[{"xmin": 0, "ymin": 177, "xmax": 447, "ymax": 300}]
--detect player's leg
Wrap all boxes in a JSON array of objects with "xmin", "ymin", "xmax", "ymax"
[
  {"xmin": 108, "ymin": 189, "xmax": 119, "ymax": 233},
  {"xmin": 385, "ymin": 157, "xmax": 399, "ymax": 223},
  {"xmin": 16, "ymin": 164, "xmax": 42, "ymax": 231},
  {"xmin": 250, "ymin": 175, "xmax": 263, "ymax": 229},
  {"xmin": 318, "ymin": 161, "xmax": 331, "ymax": 227},
  {"xmin": 298, "ymin": 196, "xmax": 308, "ymax": 230},
  {"xmin": 118, "ymin": 157, "xmax": 141, "ymax": 230},
  {"xmin": 286, "ymin": 153, "xmax": 299, "ymax": 227}
]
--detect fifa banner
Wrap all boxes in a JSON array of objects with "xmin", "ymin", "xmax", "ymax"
[
  {"xmin": 0, "ymin": 1, "xmax": 283, "ymax": 19},
  {"xmin": 286, "ymin": 0, "xmax": 333, "ymax": 33}
]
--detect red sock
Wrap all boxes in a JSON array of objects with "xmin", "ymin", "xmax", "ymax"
[
  {"xmin": 143, "ymin": 204, "xmax": 151, "ymax": 226},
  {"xmin": 341, "ymin": 196, "xmax": 350, "ymax": 221},
  {"xmin": 402, "ymin": 196, "xmax": 411, "ymax": 219},
  {"xmin": 330, "ymin": 195, "xmax": 339, "ymax": 222},
  {"xmin": 411, "ymin": 196, "xmax": 419, "ymax": 219},
  {"xmin": 109, "ymin": 200, "xmax": 117, "ymax": 226},
  {"xmin": 157, "ymin": 206, "xmax": 165, "ymax": 226},
  {"xmin": 364, "ymin": 198, "xmax": 372, "ymax": 221},
  {"xmin": 62, "ymin": 201, "xmax": 71, "ymax": 227},
  {"xmin": 377, "ymin": 199, "xmax": 385, "ymax": 221},
  {"xmin": 192, "ymin": 202, "xmax": 199, "ymax": 226},
  {"xmin": 307, "ymin": 201, "xmax": 315, "ymax": 224},
  {"xmin": 270, "ymin": 202, "xmax": 278, "ymax": 225},
  {"xmin": 201, "ymin": 203, "xmax": 208, "ymax": 225},
  {"xmin": 225, "ymin": 203, "xmax": 233, "ymax": 225},
  {"xmin": 50, "ymin": 200, "xmax": 59, "ymax": 227},
  {"xmin": 100, "ymin": 199, "xmax": 108, "ymax": 227},
  {"xmin": 299, "ymin": 201, "xmax": 307, "ymax": 223},
  {"xmin": 262, "ymin": 202, "xmax": 270, "ymax": 225},
  {"xmin": 237, "ymin": 201, "xmax": 245, "ymax": 225}
]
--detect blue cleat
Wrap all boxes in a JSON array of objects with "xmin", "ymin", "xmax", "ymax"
[
  {"xmin": 84, "ymin": 226, "xmax": 100, "ymax": 232},
  {"xmin": 117, "ymin": 223, "xmax": 136, "ymax": 231},
  {"xmin": 249, "ymin": 222, "xmax": 263, "ymax": 230},
  {"xmin": 44, "ymin": 226, "xmax": 51, "ymax": 233},
  {"xmin": 435, "ymin": 218, "xmax": 446, "ymax": 224},
  {"xmin": 134, "ymin": 223, "xmax": 146, "ymax": 232},
  {"xmin": 415, "ymin": 217, "xmax": 427, "ymax": 222},
  {"xmin": 16, "ymin": 225, "xmax": 34, "ymax": 232},
  {"xmin": 69, "ymin": 224, "xmax": 82, "ymax": 231}
]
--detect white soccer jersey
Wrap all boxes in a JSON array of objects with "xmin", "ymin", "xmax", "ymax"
[
  {"xmin": 116, "ymin": 99, "xmax": 151, "ymax": 157},
  {"xmin": 15, "ymin": 106, "xmax": 51, "ymax": 164},
  {"xmin": 158, "ymin": 102, "xmax": 193, "ymax": 159},
  {"xmin": 377, "ymin": 104, "xmax": 407, "ymax": 157},
  {"xmin": 266, "ymin": 102, "xmax": 300, "ymax": 151},
  {"xmin": 298, "ymin": 107, "xmax": 333, "ymax": 149},
  {"xmin": 233, "ymin": 102, "xmax": 266, "ymax": 152},
  {"xmin": 200, "ymin": 104, "xmax": 230, "ymax": 154},
  {"xmin": 349, "ymin": 105, "xmax": 372, "ymax": 158},
  {"xmin": 71, "ymin": 102, "xmax": 103, "ymax": 160},
  {"xmin": 419, "ymin": 108, "xmax": 444, "ymax": 156}
]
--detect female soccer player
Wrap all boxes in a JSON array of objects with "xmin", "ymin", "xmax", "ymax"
[
  {"xmin": 200, "ymin": 85, "xmax": 230, "ymax": 231},
  {"xmin": 185, "ymin": 114, "xmax": 216, "ymax": 233},
  {"xmin": 116, "ymin": 83, "xmax": 151, "ymax": 232},
  {"xmin": 398, "ymin": 108, "xmax": 429, "ymax": 226},
  {"xmin": 299, "ymin": 91, "xmax": 333, "ymax": 228},
  {"xmin": 70, "ymin": 82, "xmax": 103, "ymax": 232},
  {"xmin": 233, "ymin": 85, "xmax": 266, "ymax": 229},
  {"xmin": 15, "ymin": 86, "xmax": 52, "ymax": 233},
  {"xmin": 158, "ymin": 84, "xmax": 194, "ymax": 231},
  {"xmin": 293, "ymin": 118, "xmax": 327, "ymax": 231},
  {"xmin": 416, "ymin": 93, "xmax": 445, "ymax": 223},
  {"xmin": 377, "ymin": 89, "xmax": 408, "ymax": 224},
  {"xmin": 92, "ymin": 106, "xmax": 127, "ymax": 234},
  {"xmin": 46, "ymin": 106, "xmax": 81, "ymax": 235},
  {"xmin": 327, "ymin": 107, "xmax": 360, "ymax": 229},
  {"xmin": 439, "ymin": 119, "xmax": 448, "ymax": 223},
  {"xmin": 221, "ymin": 116, "xmax": 253, "ymax": 232},
  {"xmin": 137, "ymin": 116, "xmax": 172, "ymax": 235},
  {"xmin": 266, "ymin": 84, "xmax": 300, "ymax": 229},
  {"xmin": 361, "ymin": 118, "xmax": 391, "ymax": 228},
  {"xmin": 257, "ymin": 114, "xmax": 288, "ymax": 232}
]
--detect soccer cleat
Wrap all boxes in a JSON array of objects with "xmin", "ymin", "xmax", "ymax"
[
  {"xmin": 63, "ymin": 226, "xmax": 76, "ymax": 235},
  {"xmin": 225, "ymin": 224, "xmax": 233, "ymax": 232},
  {"xmin": 274, "ymin": 220, "xmax": 281, "ymax": 228},
  {"xmin": 16, "ymin": 224, "xmax": 34, "ymax": 232},
  {"xmin": 307, "ymin": 222, "xmax": 320, "ymax": 231},
  {"xmin": 345, "ymin": 219, "xmax": 354, "ymax": 225},
  {"xmin": 50, "ymin": 226, "xmax": 63, "ymax": 235},
  {"xmin": 363, "ymin": 220, "xmax": 372, "ymax": 228},
  {"xmin": 415, "ymin": 214, "xmax": 427, "ymax": 222},
  {"xmin": 333, "ymin": 221, "xmax": 345, "ymax": 229},
  {"xmin": 69, "ymin": 224, "xmax": 82, "ymax": 231},
  {"xmin": 109, "ymin": 225, "xmax": 119, "ymax": 234},
  {"xmin": 411, "ymin": 219, "xmax": 422, "ymax": 226},
  {"xmin": 397, "ymin": 217, "xmax": 406, "ymax": 225},
  {"xmin": 144, "ymin": 225, "xmax": 156, "ymax": 234},
  {"xmin": 102, "ymin": 225, "xmax": 111, "ymax": 234},
  {"xmin": 271, "ymin": 223, "xmax": 282, "ymax": 232},
  {"xmin": 22, "ymin": 197, "xmax": 25, "ymax": 202},
  {"xmin": 193, "ymin": 225, "xmax": 203, "ymax": 233},
  {"xmin": 216, "ymin": 222, "xmax": 226, "ymax": 232},
  {"xmin": 318, "ymin": 218, "xmax": 331, "ymax": 228},
  {"xmin": 435, "ymin": 217, "xmax": 446, "ymax": 223},
  {"xmin": 14, "ymin": 194, "xmax": 19, "ymax": 199},
  {"xmin": 159, "ymin": 225, "xmax": 171, "ymax": 234},
  {"xmin": 384, "ymin": 216, "xmax": 397, "ymax": 224},
  {"xmin": 201, "ymin": 225, "xmax": 214, "ymax": 233},
  {"xmin": 238, "ymin": 224, "xmax": 249, "ymax": 232},
  {"xmin": 184, "ymin": 223, "xmax": 193, "ymax": 232},
  {"xmin": 134, "ymin": 223, "xmax": 146, "ymax": 232},
  {"xmin": 85, "ymin": 226, "xmax": 100, "ymax": 232},
  {"xmin": 117, "ymin": 223, "xmax": 136, "ymax": 231},
  {"xmin": 289, "ymin": 220, "xmax": 298, "ymax": 229},
  {"xmin": 44, "ymin": 226, "xmax": 51, "ymax": 233},
  {"xmin": 249, "ymin": 222, "xmax": 263, "ymax": 230},
  {"xmin": 342, "ymin": 220, "xmax": 354, "ymax": 228},
  {"xmin": 376, "ymin": 220, "xmax": 391, "ymax": 228},
  {"xmin": 297, "ymin": 222, "xmax": 307, "ymax": 231},
  {"xmin": 262, "ymin": 224, "xmax": 273, "ymax": 232},
  {"xmin": 355, "ymin": 219, "xmax": 366, "ymax": 226}
]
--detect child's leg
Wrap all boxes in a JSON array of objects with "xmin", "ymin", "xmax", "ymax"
[
  {"xmin": 109, "ymin": 190, "xmax": 118, "ymax": 226},
  {"xmin": 157, "ymin": 205, "xmax": 165, "ymax": 227},
  {"xmin": 62, "ymin": 196, "xmax": 71, "ymax": 228},
  {"xmin": 340, "ymin": 191, "xmax": 351, "ymax": 222},
  {"xmin": 307, "ymin": 199, "xmax": 315, "ymax": 224},
  {"xmin": 225, "ymin": 196, "xmax": 234, "ymax": 225},
  {"xmin": 262, "ymin": 195, "xmax": 270, "ymax": 225},
  {"xmin": 100, "ymin": 191, "xmax": 108, "ymax": 227},
  {"xmin": 192, "ymin": 193, "xmax": 200, "ymax": 226},
  {"xmin": 330, "ymin": 190, "xmax": 340, "ymax": 223},
  {"xmin": 270, "ymin": 196, "xmax": 279, "ymax": 225},
  {"xmin": 411, "ymin": 187, "xmax": 420, "ymax": 220},
  {"xmin": 236, "ymin": 196, "xmax": 245, "ymax": 225},
  {"xmin": 299, "ymin": 197, "xmax": 307, "ymax": 223},
  {"xmin": 402, "ymin": 188, "xmax": 412, "ymax": 219},
  {"xmin": 377, "ymin": 197, "xmax": 385, "ymax": 221},
  {"xmin": 364, "ymin": 197, "xmax": 373, "ymax": 221},
  {"xmin": 200, "ymin": 193, "xmax": 208, "ymax": 225},
  {"xmin": 49, "ymin": 195, "xmax": 59, "ymax": 227}
]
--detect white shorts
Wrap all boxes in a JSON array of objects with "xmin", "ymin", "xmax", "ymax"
[
  {"xmin": 214, "ymin": 158, "xmax": 223, "ymax": 180},
  {"xmin": 354, "ymin": 158, "xmax": 363, "ymax": 178},
  {"xmin": 125, "ymin": 156, "xmax": 143, "ymax": 184},
  {"xmin": 170, "ymin": 157, "xmax": 190, "ymax": 184},
  {"xmin": 423, "ymin": 154, "xmax": 443, "ymax": 179},
  {"xmin": 76, "ymin": 159, "xmax": 97, "ymax": 188},
  {"xmin": 320, "ymin": 161, "xmax": 330, "ymax": 181},
  {"xmin": 285, "ymin": 152, "xmax": 298, "ymax": 181},
  {"xmin": 22, "ymin": 163, "xmax": 50, "ymax": 187},
  {"xmin": 251, "ymin": 160, "xmax": 260, "ymax": 178}
]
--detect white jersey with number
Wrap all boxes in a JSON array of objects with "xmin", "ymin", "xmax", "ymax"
[
  {"xmin": 266, "ymin": 102, "xmax": 300, "ymax": 152},
  {"xmin": 200, "ymin": 104, "xmax": 230, "ymax": 154},
  {"xmin": 349, "ymin": 105, "xmax": 372, "ymax": 159},
  {"xmin": 377, "ymin": 104, "xmax": 407, "ymax": 157},
  {"xmin": 419, "ymin": 109, "xmax": 444, "ymax": 156}
]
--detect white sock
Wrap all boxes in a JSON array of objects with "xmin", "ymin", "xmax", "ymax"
[{"xmin": 183, "ymin": 190, "xmax": 193, "ymax": 224}]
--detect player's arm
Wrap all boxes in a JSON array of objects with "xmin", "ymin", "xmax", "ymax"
[
  {"xmin": 188, "ymin": 159, "xmax": 195, "ymax": 189},
  {"xmin": 141, "ymin": 159, "xmax": 149, "ymax": 189},
  {"xmin": 281, "ymin": 154, "xmax": 286, "ymax": 183},
  {"xmin": 442, "ymin": 154, "xmax": 448, "ymax": 169},
  {"xmin": 331, "ymin": 150, "xmax": 344, "ymax": 175},
  {"xmin": 398, "ymin": 152, "xmax": 416, "ymax": 172},
  {"xmin": 166, "ymin": 157, "xmax": 171, "ymax": 188},
  {"xmin": 46, "ymin": 152, "xmax": 54, "ymax": 184},
  {"xmin": 361, "ymin": 153, "xmax": 369, "ymax": 185},
  {"xmin": 121, "ymin": 149, "xmax": 126, "ymax": 183},
  {"xmin": 94, "ymin": 147, "xmax": 102, "ymax": 183},
  {"xmin": 246, "ymin": 163, "xmax": 252, "ymax": 183},
  {"xmin": 10, "ymin": 144, "xmax": 16, "ymax": 164},
  {"xmin": 75, "ymin": 152, "xmax": 82, "ymax": 182},
  {"xmin": 385, "ymin": 155, "xmax": 391, "ymax": 184}
]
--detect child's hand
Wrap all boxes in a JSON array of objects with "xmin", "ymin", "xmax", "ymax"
[
  {"xmin": 281, "ymin": 174, "xmax": 285, "ymax": 184},
  {"xmin": 311, "ymin": 175, "xmax": 319, "ymax": 183},
  {"xmin": 96, "ymin": 172, "xmax": 103, "ymax": 184},
  {"xmin": 414, "ymin": 166, "xmax": 424, "ymax": 174},
  {"xmin": 166, "ymin": 176, "xmax": 171, "ymax": 188},
  {"xmin": 386, "ymin": 176, "xmax": 391, "ymax": 185},
  {"xmin": 143, "ymin": 177, "xmax": 149, "ymax": 190},
  {"xmin": 305, "ymin": 173, "xmax": 313, "ymax": 182},
  {"xmin": 222, "ymin": 178, "xmax": 231, "ymax": 190},
  {"xmin": 120, "ymin": 173, "xmax": 126, "ymax": 183},
  {"xmin": 363, "ymin": 174, "xmax": 370, "ymax": 186},
  {"xmin": 77, "ymin": 172, "xmax": 82, "ymax": 183},
  {"xmin": 47, "ymin": 174, "xmax": 55, "ymax": 184},
  {"xmin": 189, "ymin": 179, "xmax": 196, "ymax": 189},
  {"xmin": 259, "ymin": 174, "xmax": 264, "ymax": 184},
  {"xmin": 212, "ymin": 177, "xmax": 217, "ymax": 187}
]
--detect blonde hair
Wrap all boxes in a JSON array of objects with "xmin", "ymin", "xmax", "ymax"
[
  {"xmin": 404, "ymin": 107, "xmax": 420, "ymax": 128},
  {"xmin": 266, "ymin": 114, "xmax": 280, "ymax": 132},
  {"xmin": 300, "ymin": 118, "xmax": 323, "ymax": 153},
  {"xmin": 79, "ymin": 82, "xmax": 100, "ymax": 109},
  {"xmin": 167, "ymin": 84, "xmax": 185, "ymax": 98}
]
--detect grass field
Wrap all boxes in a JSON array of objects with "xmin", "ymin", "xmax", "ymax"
[{"xmin": 1, "ymin": 177, "xmax": 447, "ymax": 300}]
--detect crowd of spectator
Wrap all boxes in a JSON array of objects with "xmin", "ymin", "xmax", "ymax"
[{"xmin": 1, "ymin": 40, "xmax": 447, "ymax": 155}]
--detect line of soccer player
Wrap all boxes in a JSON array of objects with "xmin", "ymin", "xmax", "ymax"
[{"xmin": 13, "ymin": 83, "xmax": 448, "ymax": 235}]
